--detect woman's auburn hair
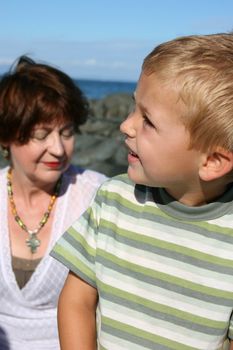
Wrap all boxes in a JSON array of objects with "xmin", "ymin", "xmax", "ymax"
[{"xmin": 0, "ymin": 55, "xmax": 89, "ymax": 144}]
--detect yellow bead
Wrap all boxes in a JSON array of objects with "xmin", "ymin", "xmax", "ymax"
[{"xmin": 7, "ymin": 168, "xmax": 60, "ymax": 244}]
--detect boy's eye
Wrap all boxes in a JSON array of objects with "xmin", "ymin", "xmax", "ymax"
[{"xmin": 143, "ymin": 115, "xmax": 154, "ymax": 128}]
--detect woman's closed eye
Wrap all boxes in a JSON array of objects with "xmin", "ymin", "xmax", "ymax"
[
  {"xmin": 31, "ymin": 129, "xmax": 50, "ymax": 141},
  {"xmin": 60, "ymin": 126, "xmax": 75, "ymax": 138},
  {"xmin": 31, "ymin": 125, "xmax": 75, "ymax": 141}
]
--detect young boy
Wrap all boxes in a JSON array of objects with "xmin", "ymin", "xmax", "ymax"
[{"xmin": 51, "ymin": 33, "xmax": 233, "ymax": 350}]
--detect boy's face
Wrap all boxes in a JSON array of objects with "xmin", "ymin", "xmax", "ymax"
[{"xmin": 120, "ymin": 72, "xmax": 203, "ymax": 194}]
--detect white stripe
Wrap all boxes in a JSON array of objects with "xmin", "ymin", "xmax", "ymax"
[
  {"xmin": 71, "ymin": 219, "xmax": 97, "ymax": 250},
  {"xmin": 99, "ymin": 267, "xmax": 230, "ymax": 322},
  {"xmin": 100, "ymin": 333, "xmax": 148, "ymax": 350},
  {"xmin": 98, "ymin": 235, "xmax": 233, "ymax": 291},
  {"xmin": 209, "ymin": 216, "xmax": 233, "ymax": 229},
  {"xmin": 102, "ymin": 209, "xmax": 233, "ymax": 260},
  {"xmin": 102, "ymin": 302, "xmax": 216, "ymax": 349}
]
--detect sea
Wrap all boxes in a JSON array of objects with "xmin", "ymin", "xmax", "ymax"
[
  {"xmin": 0, "ymin": 75, "xmax": 136, "ymax": 101},
  {"xmin": 74, "ymin": 79, "xmax": 136, "ymax": 100}
]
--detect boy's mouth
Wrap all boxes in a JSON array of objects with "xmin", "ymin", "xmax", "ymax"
[
  {"xmin": 125, "ymin": 141, "xmax": 140, "ymax": 160},
  {"xmin": 129, "ymin": 150, "xmax": 139, "ymax": 159},
  {"xmin": 127, "ymin": 148, "xmax": 141, "ymax": 164}
]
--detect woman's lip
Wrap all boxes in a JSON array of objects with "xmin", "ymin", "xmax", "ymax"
[{"xmin": 43, "ymin": 162, "xmax": 63, "ymax": 169}]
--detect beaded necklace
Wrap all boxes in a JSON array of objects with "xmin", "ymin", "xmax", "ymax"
[{"xmin": 7, "ymin": 168, "xmax": 61, "ymax": 254}]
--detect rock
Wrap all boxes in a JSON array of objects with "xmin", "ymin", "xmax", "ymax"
[
  {"xmin": 0, "ymin": 157, "xmax": 7, "ymax": 169},
  {"xmin": 72, "ymin": 93, "xmax": 131, "ymax": 176},
  {"xmin": 89, "ymin": 93, "xmax": 134, "ymax": 122}
]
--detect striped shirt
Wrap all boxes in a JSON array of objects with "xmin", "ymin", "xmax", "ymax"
[{"xmin": 51, "ymin": 174, "xmax": 233, "ymax": 350}]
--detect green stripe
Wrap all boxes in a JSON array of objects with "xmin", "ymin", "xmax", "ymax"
[
  {"xmin": 100, "ymin": 185, "xmax": 233, "ymax": 238},
  {"xmin": 99, "ymin": 190, "xmax": 144, "ymax": 213},
  {"xmin": 97, "ymin": 247, "xmax": 233, "ymax": 300},
  {"xmin": 66, "ymin": 226, "xmax": 96, "ymax": 257},
  {"xmin": 101, "ymin": 219, "xmax": 233, "ymax": 268},
  {"xmin": 52, "ymin": 243, "xmax": 96, "ymax": 283},
  {"xmin": 98, "ymin": 280, "xmax": 225, "ymax": 329},
  {"xmin": 102, "ymin": 316, "xmax": 198, "ymax": 350}
]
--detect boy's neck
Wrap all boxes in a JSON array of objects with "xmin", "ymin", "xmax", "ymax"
[{"xmin": 165, "ymin": 180, "xmax": 231, "ymax": 207}]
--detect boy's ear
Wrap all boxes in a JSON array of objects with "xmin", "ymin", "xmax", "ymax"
[{"xmin": 199, "ymin": 148, "xmax": 233, "ymax": 181}]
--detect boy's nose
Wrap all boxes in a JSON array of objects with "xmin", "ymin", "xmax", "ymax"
[{"xmin": 120, "ymin": 114, "xmax": 136, "ymax": 138}]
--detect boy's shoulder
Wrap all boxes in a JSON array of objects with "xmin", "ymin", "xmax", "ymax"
[
  {"xmin": 97, "ymin": 173, "xmax": 149, "ymax": 206},
  {"xmin": 100, "ymin": 173, "xmax": 135, "ymax": 192}
]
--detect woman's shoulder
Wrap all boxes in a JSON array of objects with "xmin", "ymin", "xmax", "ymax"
[
  {"xmin": 64, "ymin": 164, "xmax": 108, "ymax": 187},
  {"xmin": 0, "ymin": 166, "xmax": 9, "ymax": 178}
]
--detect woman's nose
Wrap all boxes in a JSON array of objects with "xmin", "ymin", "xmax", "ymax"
[{"xmin": 48, "ymin": 133, "xmax": 65, "ymax": 156}]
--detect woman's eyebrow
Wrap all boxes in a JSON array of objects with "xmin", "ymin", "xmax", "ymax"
[{"xmin": 33, "ymin": 126, "xmax": 51, "ymax": 131}]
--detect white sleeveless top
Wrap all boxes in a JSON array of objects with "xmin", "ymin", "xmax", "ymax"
[{"xmin": 0, "ymin": 165, "xmax": 107, "ymax": 350}]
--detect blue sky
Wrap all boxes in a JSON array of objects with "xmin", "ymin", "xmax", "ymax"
[{"xmin": 0, "ymin": 0, "xmax": 233, "ymax": 82}]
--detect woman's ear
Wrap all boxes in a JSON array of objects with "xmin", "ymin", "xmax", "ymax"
[
  {"xmin": 0, "ymin": 145, "xmax": 10, "ymax": 159},
  {"xmin": 199, "ymin": 148, "xmax": 233, "ymax": 181}
]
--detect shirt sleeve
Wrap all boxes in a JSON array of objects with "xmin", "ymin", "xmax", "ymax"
[{"xmin": 50, "ymin": 189, "xmax": 102, "ymax": 289}]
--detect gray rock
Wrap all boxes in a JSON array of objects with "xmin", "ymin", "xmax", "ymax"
[{"xmin": 74, "ymin": 93, "xmax": 131, "ymax": 176}]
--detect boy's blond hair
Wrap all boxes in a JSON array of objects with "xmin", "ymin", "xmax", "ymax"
[{"xmin": 143, "ymin": 33, "xmax": 233, "ymax": 152}]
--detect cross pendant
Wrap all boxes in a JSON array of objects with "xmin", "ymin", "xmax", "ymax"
[{"xmin": 26, "ymin": 233, "xmax": 41, "ymax": 254}]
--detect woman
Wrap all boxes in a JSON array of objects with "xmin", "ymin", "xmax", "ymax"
[{"xmin": 0, "ymin": 56, "xmax": 107, "ymax": 350}]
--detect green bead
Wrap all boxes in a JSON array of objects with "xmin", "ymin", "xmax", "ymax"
[
  {"xmin": 7, "ymin": 167, "xmax": 60, "ymax": 253},
  {"xmin": 26, "ymin": 233, "xmax": 41, "ymax": 254}
]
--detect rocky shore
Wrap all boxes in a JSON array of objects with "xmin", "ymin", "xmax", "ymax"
[
  {"xmin": 0, "ymin": 93, "xmax": 133, "ymax": 177},
  {"xmin": 75, "ymin": 92, "xmax": 133, "ymax": 176}
]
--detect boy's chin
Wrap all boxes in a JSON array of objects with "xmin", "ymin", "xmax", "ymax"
[{"xmin": 127, "ymin": 170, "xmax": 151, "ymax": 187}]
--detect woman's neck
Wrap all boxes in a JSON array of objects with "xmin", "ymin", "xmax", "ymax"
[{"xmin": 9, "ymin": 168, "xmax": 59, "ymax": 207}]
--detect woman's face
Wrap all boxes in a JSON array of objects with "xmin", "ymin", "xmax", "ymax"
[{"xmin": 9, "ymin": 122, "xmax": 75, "ymax": 186}]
